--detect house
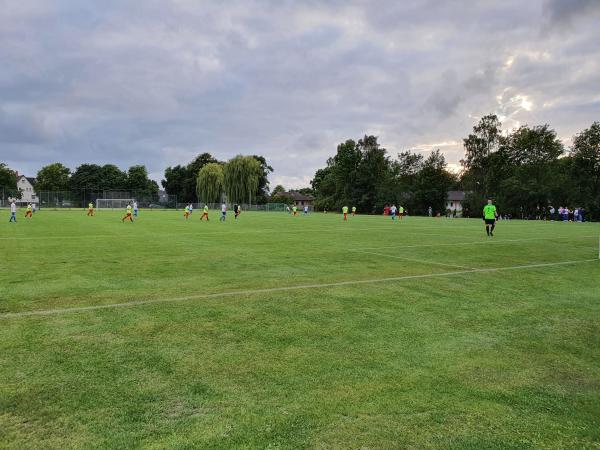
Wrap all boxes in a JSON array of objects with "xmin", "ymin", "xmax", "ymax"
[
  {"xmin": 16, "ymin": 174, "xmax": 38, "ymax": 205},
  {"xmin": 446, "ymin": 190, "xmax": 465, "ymax": 216},
  {"xmin": 277, "ymin": 191, "xmax": 315, "ymax": 207}
]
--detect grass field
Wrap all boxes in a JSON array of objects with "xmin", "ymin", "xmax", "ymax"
[{"xmin": 1, "ymin": 209, "xmax": 599, "ymax": 449}]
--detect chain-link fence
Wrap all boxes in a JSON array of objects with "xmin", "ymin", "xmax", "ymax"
[
  {"xmin": 38, "ymin": 191, "xmax": 178, "ymax": 209},
  {"xmin": 175, "ymin": 202, "xmax": 289, "ymax": 212},
  {"xmin": 32, "ymin": 192, "xmax": 289, "ymax": 212}
]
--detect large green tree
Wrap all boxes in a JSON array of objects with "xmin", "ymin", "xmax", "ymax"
[
  {"xmin": 162, "ymin": 153, "xmax": 219, "ymax": 202},
  {"xmin": 413, "ymin": 150, "xmax": 456, "ymax": 214},
  {"xmin": 223, "ymin": 155, "xmax": 261, "ymax": 204},
  {"xmin": 461, "ymin": 114, "xmax": 503, "ymax": 204},
  {"xmin": 0, "ymin": 163, "xmax": 19, "ymax": 199},
  {"xmin": 251, "ymin": 155, "xmax": 274, "ymax": 203},
  {"xmin": 570, "ymin": 122, "xmax": 600, "ymax": 216},
  {"xmin": 35, "ymin": 163, "xmax": 71, "ymax": 191},
  {"xmin": 127, "ymin": 165, "xmax": 159, "ymax": 196},
  {"xmin": 70, "ymin": 164, "xmax": 104, "ymax": 191},
  {"xmin": 196, "ymin": 163, "xmax": 224, "ymax": 204},
  {"xmin": 497, "ymin": 124, "xmax": 563, "ymax": 212}
]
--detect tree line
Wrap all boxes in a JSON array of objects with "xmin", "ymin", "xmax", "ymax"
[
  {"xmin": 310, "ymin": 135, "xmax": 455, "ymax": 215},
  {"xmin": 460, "ymin": 116, "xmax": 600, "ymax": 219},
  {"xmin": 0, "ymin": 162, "xmax": 159, "ymax": 198},
  {"xmin": 164, "ymin": 153, "xmax": 272, "ymax": 204},
  {"xmin": 2, "ymin": 116, "xmax": 598, "ymax": 215},
  {"xmin": 0, "ymin": 152, "xmax": 273, "ymax": 204},
  {"xmin": 310, "ymin": 118, "xmax": 600, "ymax": 219}
]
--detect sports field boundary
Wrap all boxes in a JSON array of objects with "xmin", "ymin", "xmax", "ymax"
[{"xmin": 1, "ymin": 258, "xmax": 597, "ymax": 320}]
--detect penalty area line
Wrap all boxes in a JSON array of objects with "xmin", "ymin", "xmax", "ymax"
[{"xmin": 0, "ymin": 259, "xmax": 597, "ymax": 320}]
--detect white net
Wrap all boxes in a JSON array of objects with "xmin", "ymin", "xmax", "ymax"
[{"xmin": 96, "ymin": 199, "xmax": 134, "ymax": 209}]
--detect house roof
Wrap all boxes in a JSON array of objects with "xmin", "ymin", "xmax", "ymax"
[
  {"xmin": 277, "ymin": 191, "xmax": 314, "ymax": 201},
  {"xmin": 18, "ymin": 175, "xmax": 36, "ymax": 185},
  {"xmin": 447, "ymin": 190, "xmax": 465, "ymax": 201}
]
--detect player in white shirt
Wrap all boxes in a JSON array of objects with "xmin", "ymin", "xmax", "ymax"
[
  {"xmin": 220, "ymin": 203, "xmax": 227, "ymax": 221},
  {"xmin": 133, "ymin": 201, "xmax": 139, "ymax": 217},
  {"xmin": 9, "ymin": 200, "xmax": 17, "ymax": 222},
  {"xmin": 390, "ymin": 204, "xmax": 397, "ymax": 220}
]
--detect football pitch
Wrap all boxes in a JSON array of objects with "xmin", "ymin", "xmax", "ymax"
[{"xmin": 1, "ymin": 210, "xmax": 599, "ymax": 449}]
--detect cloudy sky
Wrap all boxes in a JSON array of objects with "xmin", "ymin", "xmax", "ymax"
[{"xmin": 1, "ymin": 0, "xmax": 599, "ymax": 189}]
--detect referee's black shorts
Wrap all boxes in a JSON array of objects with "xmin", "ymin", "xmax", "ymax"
[{"xmin": 484, "ymin": 218, "xmax": 496, "ymax": 225}]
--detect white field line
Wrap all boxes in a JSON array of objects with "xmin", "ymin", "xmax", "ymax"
[
  {"xmin": 349, "ymin": 249, "xmax": 475, "ymax": 270},
  {"xmin": 1, "ymin": 259, "xmax": 596, "ymax": 320},
  {"xmin": 357, "ymin": 235, "xmax": 597, "ymax": 251},
  {"xmin": 0, "ymin": 228, "xmax": 474, "ymax": 241},
  {"xmin": 1, "ymin": 227, "xmax": 592, "ymax": 242}
]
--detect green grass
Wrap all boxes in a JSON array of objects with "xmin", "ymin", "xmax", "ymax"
[{"xmin": 1, "ymin": 209, "xmax": 599, "ymax": 449}]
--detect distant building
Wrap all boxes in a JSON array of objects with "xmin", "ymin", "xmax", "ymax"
[
  {"xmin": 17, "ymin": 174, "xmax": 38, "ymax": 205},
  {"xmin": 446, "ymin": 190, "xmax": 465, "ymax": 216},
  {"xmin": 158, "ymin": 190, "xmax": 169, "ymax": 203},
  {"xmin": 277, "ymin": 191, "xmax": 315, "ymax": 207}
]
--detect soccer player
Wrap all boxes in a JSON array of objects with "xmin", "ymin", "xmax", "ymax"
[
  {"xmin": 9, "ymin": 199, "xmax": 17, "ymax": 222},
  {"xmin": 87, "ymin": 202, "xmax": 94, "ymax": 216},
  {"xmin": 25, "ymin": 203, "xmax": 33, "ymax": 218},
  {"xmin": 122, "ymin": 203, "xmax": 133, "ymax": 222},
  {"xmin": 390, "ymin": 204, "xmax": 397, "ymax": 220},
  {"xmin": 398, "ymin": 205, "xmax": 404, "ymax": 220},
  {"xmin": 352, "ymin": 206, "xmax": 357, "ymax": 216},
  {"xmin": 483, "ymin": 199, "xmax": 498, "ymax": 236},
  {"xmin": 201, "ymin": 204, "xmax": 209, "ymax": 221},
  {"xmin": 220, "ymin": 203, "xmax": 227, "ymax": 221},
  {"xmin": 342, "ymin": 205, "xmax": 349, "ymax": 221},
  {"xmin": 133, "ymin": 201, "xmax": 139, "ymax": 217},
  {"xmin": 189, "ymin": 203, "xmax": 193, "ymax": 216},
  {"xmin": 184, "ymin": 204, "xmax": 190, "ymax": 219},
  {"xmin": 292, "ymin": 205, "xmax": 298, "ymax": 216},
  {"xmin": 234, "ymin": 204, "xmax": 240, "ymax": 219},
  {"xmin": 304, "ymin": 205, "xmax": 309, "ymax": 214}
]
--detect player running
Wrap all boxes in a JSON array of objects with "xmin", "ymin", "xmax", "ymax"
[
  {"xmin": 87, "ymin": 202, "xmax": 94, "ymax": 216},
  {"xmin": 122, "ymin": 203, "xmax": 134, "ymax": 222},
  {"xmin": 201, "ymin": 204, "xmax": 209, "ymax": 221},
  {"xmin": 390, "ymin": 204, "xmax": 397, "ymax": 220},
  {"xmin": 483, "ymin": 199, "xmax": 498, "ymax": 236},
  {"xmin": 189, "ymin": 203, "xmax": 193, "ymax": 216},
  {"xmin": 133, "ymin": 201, "xmax": 139, "ymax": 217},
  {"xmin": 220, "ymin": 203, "xmax": 227, "ymax": 221},
  {"xmin": 398, "ymin": 205, "xmax": 404, "ymax": 220},
  {"xmin": 9, "ymin": 199, "xmax": 17, "ymax": 222},
  {"xmin": 292, "ymin": 205, "xmax": 298, "ymax": 216},
  {"xmin": 352, "ymin": 206, "xmax": 357, "ymax": 216},
  {"xmin": 342, "ymin": 205, "xmax": 349, "ymax": 221},
  {"xmin": 25, "ymin": 203, "xmax": 33, "ymax": 218},
  {"xmin": 184, "ymin": 204, "xmax": 190, "ymax": 219}
]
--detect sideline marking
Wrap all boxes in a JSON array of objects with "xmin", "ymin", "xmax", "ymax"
[
  {"xmin": 358, "ymin": 235, "xmax": 596, "ymax": 250},
  {"xmin": 1, "ymin": 259, "xmax": 596, "ymax": 320}
]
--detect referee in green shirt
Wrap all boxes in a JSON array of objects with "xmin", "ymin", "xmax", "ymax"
[{"xmin": 483, "ymin": 199, "xmax": 498, "ymax": 236}]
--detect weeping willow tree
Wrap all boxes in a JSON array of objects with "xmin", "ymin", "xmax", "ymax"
[
  {"xmin": 196, "ymin": 163, "xmax": 224, "ymax": 204},
  {"xmin": 223, "ymin": 155, "xmax": 261, "ymax": 204}
]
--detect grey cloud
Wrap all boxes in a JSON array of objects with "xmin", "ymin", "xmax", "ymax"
[{"xmin": 1, "ymin": 0, "xmax": 599, "ymax": 187}]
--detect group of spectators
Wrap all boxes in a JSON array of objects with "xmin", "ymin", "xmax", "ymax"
[{"xmin": 549, "ymin": 206, "xmax": 587, "ymax": 222}]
